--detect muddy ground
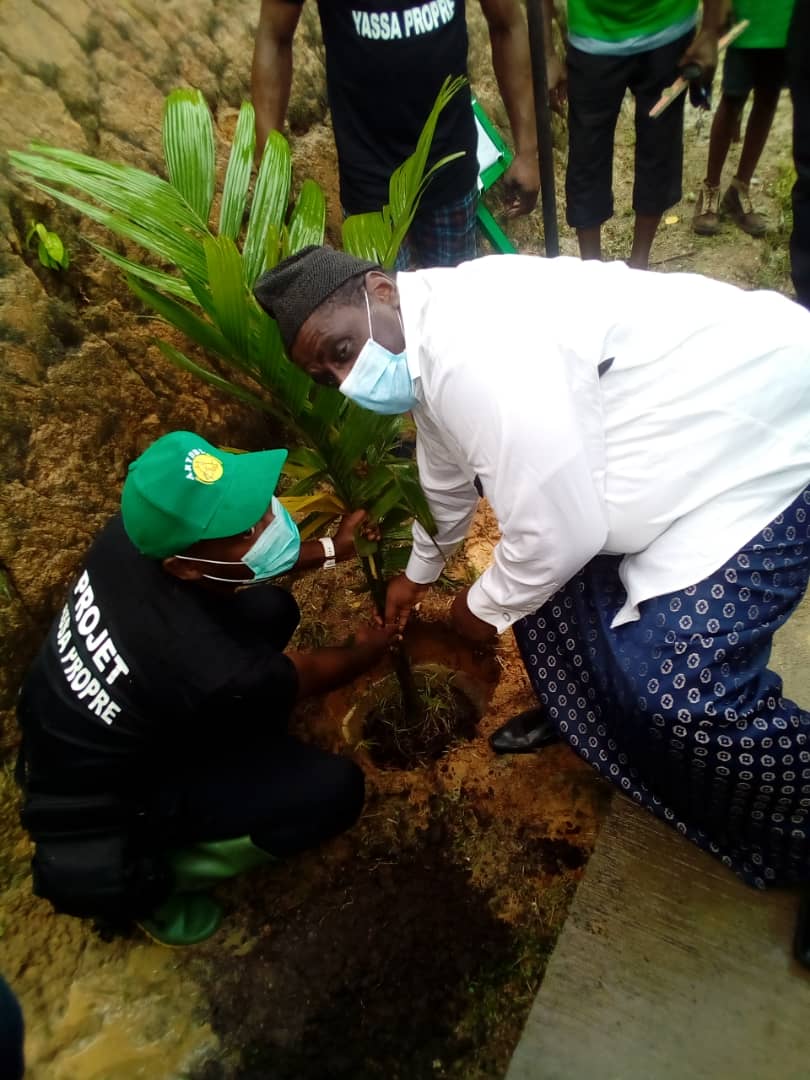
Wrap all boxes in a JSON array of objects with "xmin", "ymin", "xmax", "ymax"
[{"xmin": 0, "ymin": 2, "xmax": 799, "ymax": 1077}]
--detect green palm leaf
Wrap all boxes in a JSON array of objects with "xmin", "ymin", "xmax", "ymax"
[
  {"xmin": 341, "ymin": 211, "xmax": 391, "ymax": 265},
  {"xmin": 285, "ymin": 179, "xmax": 326, "ymax": 255},
  {"xmin": 162, "ymin": 89, "xmax": 216, "ymax": 225},
  {"xmin": 156, "ymin": 340, "xmax": 275, "ymax": 417},
  {"xmin": 243, "ymin": 130, "xmax": 291, "ymax": 286},
  {"xmin": 92, "ymin": 244, "xmax": 197, "ymax": 303},
  {"xmin": 387, "ymin": 75, "xmax": 466, "ymax": 223},
  {"xmin": 218, "ymin": 101, "xmax": 256, "ymax": 240},
  {"xmin": 9, "ymin": 149, "xmax": 210, "ymax": 279},
  {"xmin": 204, "ymin": 235, "xmax": 251, "ymax": 362},
  {"xmin": 127, "ymin": 275, "xmax": 232, "ymax": 359}
]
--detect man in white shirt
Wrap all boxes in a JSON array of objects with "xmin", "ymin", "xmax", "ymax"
[{"xmin": 255, "ymin": 247, "xmax": 810, "ymax": 923}]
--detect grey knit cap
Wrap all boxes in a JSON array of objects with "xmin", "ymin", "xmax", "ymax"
[{"xmin": 253, "ymin": 245, "xmax": 379, "ymax": 351}]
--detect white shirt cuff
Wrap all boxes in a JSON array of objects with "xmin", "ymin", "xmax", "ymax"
[
  {"xmin": 405, "ymin": 549, "xmax": 446, "ymax": 585},
  {"xmin": 466, "ymin": 578, "xmax": 525, "ymax": 634}
]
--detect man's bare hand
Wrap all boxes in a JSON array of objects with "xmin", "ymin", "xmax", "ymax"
[
  {"xmin": 383, "ymin": 574, "xmax": 429, "ymax": 632},
  {"xmin": 546, "ymin": 52, "xmax": 568, "ymax": 116},
  {"xmin": 334, "ymin": 510, "xmax": 381, "ymax": 561},
  {"xmin": 450, "ymin": 587, "xmax": 497, "ymax": 644},
  {"xmin": 679, "ymin": 29, "xmax": 719, "ymax": 86},
  {"xmin": 352, "ymin": 620, "xmax": 397, "ymax": 661},
  {"xmin": 502, "ymin": 150, "xmax": 540, "ymax": 218}
]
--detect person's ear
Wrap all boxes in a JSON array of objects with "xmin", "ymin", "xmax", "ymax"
[
  {"xmin": 366, "ymin": 269, "xmax": 399, "ymax": 309},
  {"xmin": 162, "ymin": 555, "xmax": 202, "ymax": 582}
]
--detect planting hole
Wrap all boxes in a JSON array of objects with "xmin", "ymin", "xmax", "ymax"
[{"xmin": 360, "ymin": 664, "xmax": 481, "ymax": 770}]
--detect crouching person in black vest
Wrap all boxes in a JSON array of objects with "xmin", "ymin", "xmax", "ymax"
[{"xmin": 15, "ymin": 430, "xmax": 395, "ymax": 946}]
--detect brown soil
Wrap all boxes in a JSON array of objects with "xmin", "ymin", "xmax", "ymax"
[{"xmin": 0, "ymin": 2, "xmax": 798, "ymax": 1078}]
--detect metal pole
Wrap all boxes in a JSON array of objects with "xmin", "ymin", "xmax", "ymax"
[{"xmin": 526, "ymin": 0, "xmax": 560, "ymax": 257}]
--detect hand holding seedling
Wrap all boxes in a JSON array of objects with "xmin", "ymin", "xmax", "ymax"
[
  {"xmin": 352, "ymin": 620, "xmax": 398, "ymax": 659},
  {"xmin": 334, "ymin": 510, "xmax": 380, "ymax": 561},
  {"xmin": 383, "ymin": 574, "xmax": 429, "ymax": 633}
]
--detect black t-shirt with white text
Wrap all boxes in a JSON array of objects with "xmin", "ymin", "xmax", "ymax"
[
  {"xmin": 306, "ymin": 0, "xmax": 479, "ymax": 213},
  {"xmin": 18, "ymin": 516, "xmax": 300, "ymax": 793}
]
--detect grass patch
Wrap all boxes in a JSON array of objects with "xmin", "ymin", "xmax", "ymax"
[{"xmin": 757, "ymin": 160, "xmax": 796, "ymax": 294}]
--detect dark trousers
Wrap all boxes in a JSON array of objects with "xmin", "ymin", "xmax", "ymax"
[
  {"xmin": 0, "ymin": 977, "xmax": 24, "ymax": 1080},
  {"xmin": 150, "ymin": 732, "xmax": 365, "ymax": 857},
  {"xmin": 789, "ymin": 0, "xmax": 810, "ymax": 308},
  {"xmin": 565, "ymin": 32, "xmax": 692, "ymax": 228}
]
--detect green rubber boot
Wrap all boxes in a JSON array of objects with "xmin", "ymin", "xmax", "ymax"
[
  {"xmin": 169, "ymin": 836, "xmax": 275, "ymax": 891},
  {"xmin": 138, "ymin": 837, "xmax": 273, "ymax": 947},
  {"xmin": 138, "ymin": 892, "xmax": 224, "ymax": 947}
]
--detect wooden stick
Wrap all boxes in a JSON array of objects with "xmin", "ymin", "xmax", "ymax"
[{"xmin": 649, "ymin": 20, "xmax": 750, "ymax": 118}]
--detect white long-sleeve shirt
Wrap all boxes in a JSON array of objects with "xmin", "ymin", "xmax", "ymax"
[{"xmin": 399, "ymin": 256, "xmax": 810, "ymax": 632}]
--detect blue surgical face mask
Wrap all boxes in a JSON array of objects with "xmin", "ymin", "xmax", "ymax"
[
  {"xmin": 338, "ymin": 289, "xmax": 417, "ymax": 415},
  {"xmin": 176, "ymin": 497, "xmax": 301, "ymax": 585}
]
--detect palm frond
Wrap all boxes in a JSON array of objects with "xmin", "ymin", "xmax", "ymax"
[
  {"xmin": 342, "ymin": 211, "xmax": 392, "ymax": 264},
  {"xmin": 285, "ymin": 179, "xmax": 326, "ymax": 255},
  {"xmin": 219, "ymin": 101, "xmax": 256, "ymax": 240},
  {"xmin": 243, "ymin": 130, "xmax": 291, "ymax": 286},
  {"xmin": 204, "ymin": 235, "xmax": 251, "ymax": 361},
  {"xmin": 9, "ymin": 83, "xmax": 448, "ymax": 593},
  {"xmin": 156, "ymin": 340, "xmax": 276, "ymax": 416},
  {"xmin": 162, "ymin": 89, "xmax": 216, "ymax": 224}
]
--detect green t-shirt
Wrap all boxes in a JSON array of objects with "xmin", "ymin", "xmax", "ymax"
[
  {"xmin": 732, "ymin": 0, "xmax": 795, "ymax": 49},
  {"xmin": 567, "ymin": 0, "xmax": 697, "ymax": 44}
]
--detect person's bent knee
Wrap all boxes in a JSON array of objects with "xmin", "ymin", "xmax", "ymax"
[{"xmin": 332, "ymin": 757, "xmax": 366, "ymax": 832}]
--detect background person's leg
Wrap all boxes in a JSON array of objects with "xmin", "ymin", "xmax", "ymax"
[
  {"xmin": 565, "ymin": 44, "xmax": 628, "ymax": 261},
  {"xmin": 630, "ymin": 33, "xmax": 691, "ymax": 268},
  {"xmin": 722, "ymin": 49, "xmax": 786, "ymax": 236},
  {"xmin": 706, "ymin": 97, "xmax": 747, "ymax": 188},
  {"xmin": 695, "ymin": 48, "xmax": 751, "ymax": 235},
  {"xmin": 693, "ymin": 96, "xmax": 745, "ymax": 235}
]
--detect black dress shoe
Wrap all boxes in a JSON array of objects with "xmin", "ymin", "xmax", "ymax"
[{"xmin": 489, "ymin": 706, "xmax": 559, "ymax": 755}]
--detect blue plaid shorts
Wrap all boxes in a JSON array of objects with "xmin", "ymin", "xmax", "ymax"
[{"xmin": 394, "ymin": 187, "xmax": 479, "ymax": 270}]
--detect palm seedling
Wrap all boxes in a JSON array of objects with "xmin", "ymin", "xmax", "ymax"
[{"xmin": 10, "ymin": 78, "xmax": 468, "ymax": 718}]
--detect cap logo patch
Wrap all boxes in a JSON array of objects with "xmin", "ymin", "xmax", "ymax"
[{"xmin": 185, "ymin": 449, "xmax": 223, "ymax": 485}]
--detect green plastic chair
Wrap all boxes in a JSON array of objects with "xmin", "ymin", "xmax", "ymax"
[{"xmin": 473, "ymin": 96, "xmax": 518, "ymax": 255}]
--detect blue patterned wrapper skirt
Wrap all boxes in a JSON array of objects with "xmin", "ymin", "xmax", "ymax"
[{"xmin": 513, "ymin": 485, "xmax": 810, "ymax": 888}]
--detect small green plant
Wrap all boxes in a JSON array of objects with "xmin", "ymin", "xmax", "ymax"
[{"xmin": 26, "ymin": 222, "xmax": 69, "ymax": 271}]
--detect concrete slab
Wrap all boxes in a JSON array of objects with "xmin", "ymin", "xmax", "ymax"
[
  {"xmin": 507, "ymin": 798, "xmax": 809, "ymax": 1080},
  {"xmin": 507, "ymin": 594, "xmax": 810, "ymax": 1080}
]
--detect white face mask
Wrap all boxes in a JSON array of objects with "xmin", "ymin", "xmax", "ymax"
[
  {"xmin": 175, "ymin": 497, "xmax": 301, "ymax": 584},
  {"xmin": 338, "ymin": 289, "xmax": 416, "ymax": 415}
]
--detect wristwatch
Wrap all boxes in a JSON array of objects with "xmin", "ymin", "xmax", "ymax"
[{"xmin": 318, "ymin": 536, "xmax": 336, "ymax": 569}]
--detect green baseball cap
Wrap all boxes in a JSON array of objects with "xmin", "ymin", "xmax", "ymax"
[{"xmin": 121, "ymin": 431, "xmax": 288, "ymax": 558}]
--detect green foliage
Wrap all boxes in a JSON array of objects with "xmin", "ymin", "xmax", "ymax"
[
  {"xmin": 26, "ymin": 221, "xmax": 69, "ymax": 270},
  {"xmin": 10, "ymin": 84, "xmax": 465, "ymax": 591}
]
